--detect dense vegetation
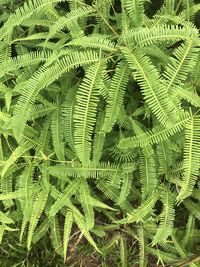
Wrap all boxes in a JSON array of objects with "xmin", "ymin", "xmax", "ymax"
[{"xmin": 0, "ymin": 0, "xmax": 200, "ymax": 266}]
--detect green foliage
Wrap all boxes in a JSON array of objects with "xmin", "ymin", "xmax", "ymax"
[{"xmin": 0, "ymin": 0, "xmax": 200, "ymax": 266}]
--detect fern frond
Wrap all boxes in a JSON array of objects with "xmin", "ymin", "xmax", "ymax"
[
  {"xmin": 89, "ymin": 196, "xmax": 117, "ymax": 211},
  {"xmin": 103, "ymin": 61, "xmax": 130, "ymax": 132},
  {"xmin": 157, "ymin": 140, "xmax": 174, "ymax": 173},
  {"xmin": 163, "ymin": 40, "xmax": 198, "ymax": 93},
  {"xmin": 51, "ymin": 95, "xmax": 65, "ymax": 161},
  {"xmin": 79, "ymin": 179, "xmax": 94, "ymax": 230},
  {"xmin": 138, "ymin": 225, "xmax": 148, "ymax": 267},
  {"xmin": 152, "ymin": 189, "xmax": 175, "ymax": 245},
  {"xmin": 0, "ymin": 51, "xmax": 52, "ymax": 79},
  {"xmin": 0, "ymin": 0, "xmax": 65, "ymax": 40},
  {"xmin": 97, "ymin": 180, "xmax": 120, "ymax": 203},
  {"xmin": 118, "ymin": 174, "xmax": 132, "ymax": 205},
  {"xmin": 74, "ymin": 61, "xmax": 107, "ymax": 164},
  {"xmin": 63, "ymin": 210, "xmax": 73, "ymax": 262},
  {"xmin": 32, "ymin": 218, "xmax": 51, "ymax": 244},
  {"xmin": 92, "ymin": 109, "xmax": 106, "ymax": 163},
  {"xmin": 49, "ymin": 178, "xmax": 81, "ymax": 217},
  {"xmin": 123, "ymin": 0, "xmax": 146, "ymax": 27},
  {"xmin": 0, "ymin": 211, "xmax": 14, "ymax": 224},
  {"xmin": 27, "ymin": 189, "xmax": 48, "ymax": 250},
  {"xmin": 183, "ymin": 199, "xmax": 200, "ymax": 221},
  {"xmin": 165, "ymin": 0, "xmax": 175, "ymax": 15},
  {"xmin": 177, "ymin": 116, "xmax": 200, "ymax": 201},
  {"xmin": 174, "ymin": 86, "xmax": 200, "ymax": 108},
  {"xmin": 48, "ymin": 161, "xmax": 123, "ymax": 179},
  {"xmin": 62, "ymin": 86, "xmax": 77, "ymax": 151},
  {"xmin": 182, "ymin": 0, "xmax": 196, "ymax": 21},
  {"xmin": 30, "ymin": 102, "xmax": 56, "ymax": 120},
  {"xmin": 117, "ymin": 193, "xmax": 159, "ymax": 224},
  {"xmin": 67, "ymin": 35, "xmax": 116, "ymax": 52},
  {"xmin": 1, "ymin": 170, "xmax": 14, "ymax": 208},
  {"xmin": 120, "ymin": 237, "xmax": 128, "ymax": 267},
  {"xmin": 119, "ymin": 112, "xmax": 191, "ymax": 149},
  {"xmin": 139, "ymin": 152, "xmax": 157, "ymax": 200},
  {"xmin": 0, "ymin": 189, "xmax": 33, "ymax": 201},
  {"xmin": 1, "ymin": 145, "xmax": 32, "ymax": 177},
  {"xmin": 182, "ymin": 214, "xmax": 195, "ymax": 248},
  {"xmin": 121, "ymin": 47, "xmax": 176, "ymax": 126},
  {"xmin": 69, "ymin": 203, "xmax": 100, "ymax": 253},
  {"xmin": 147, "ymin": 247, "xmax": 178, "ymax": 263},
  {"xmin": 12, "ymin": 50, "xmax": 103, "ymax": 140},
  {"xmin": 119, "ymin": 24, "xmax": 198, "ymax": 48},
  {"xmin": 47, "ymin": 6, "xmax": 94, "ymax": 40},
  {"xmin": 19, "ymin": 164, "xmax": 35, "ymax": 241},
  {"xmin": 50, "ymin": 216, "xmax": 63, "ymax": 256}
]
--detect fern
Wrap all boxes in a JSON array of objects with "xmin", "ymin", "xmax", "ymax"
[
  {"xmin": 121, "ymin": 47, "xmax": 176, "ymax": 126},
  {"xmin": 74, "ymin": 61, "xmax": 107, "ymax": 164},
  {"xmin": 117, "ymin": 193, "xmax": 159, "ymax": 224},
  {"xmin": 152, "ymin": 188, "xmax": 175, "ymax": 244},
  {"xmin": 51, "ymin": 95, "xmax": 65, "ymax": 161},
  {"xmin": 27, "ymin": 188, "xmax": 48, "ymax": 250},
  {"xmin": 177, "ymin": 116, "xmax": 200, "ymax": 201},
  {"xmin": 103, "ymin": 61, "xmax": 130, "ymax": 133},
  {"xmin": 49, "ymin": 178, "xmax": 81, "ymax": 217},
  {"xmin": 63, "ymin": 210, "xmax": 73, "ymax": 262},
  {"xmin": 0, "ymin": 0, "xmax": 200, "ymax": 265}
]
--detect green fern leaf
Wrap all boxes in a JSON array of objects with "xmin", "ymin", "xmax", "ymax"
[
  {"xmin": 103, "ymin": 61, "xmax": 130, "ymax": 132},
  {"xmin": 1, "ymin": 145, "xmax": 32, "ymax": 177},
  {"xmin": 49, "ymin": 178, "xmax": 81, "ymax": 217},
  {"xmin": 13, "ymin": 50, "xmax": 103, "ymax": 140},
  {"xmin": 27, "ymin": 189, "xmax": 48, "ymax": 250},
  {"xmin": 118, "ymin": 174, "xmax": 132, "ymax": 205},
  {"xmin": 47, "ymin": 6, "xmax": 94, "ymax": 40},
  {"xmin": 67, "ymin": 35, "xmax": 116, "ymax": 52},
  {"xmin": 63, "ymin": 210, "xmax": 73, "ymax": 262},
  {"xmin": 119, "ymin": 24, "xmax": 198, "ymax": 48},
  {"xmin": 70, "ymin": 204, "xmax": 100, "ymax": 253},
  {"xmin": 79, "ymin": 179, "xmax": 94, "ymax": 230},
  {"xmin": 177, "ymin": 116, "xmax": 200, "ymax": 201},
  {"xmin": 117, "ymin": 193, "xmax": 159, "ymax": 224},
  {"xmin": 51, "ymin": 95, "xmax": 65, "ymax": 161},
  {"xmin": 74, "ymin": 61, "xmax": 107, "ymax": 164},
  {"xmin": 118, "ymin": 111, "xmax": 191, "ymax": 149},
  {"xmin": 50, "ymin": 216, "xmax": 63, "ymax": 256},
  {"xmin": 123, "ymin": 0, "xmax": 146, "ymax": 27},
  {"xmin": 0, "ymin": 0, "xmax": 65, "ymax": 40},
  {"xmin": 163, "ymin": 40, "xmax": 198, "ymax": 93},
  {"xmin": 62, "ymin": 86, "xmax": 77, "ymax": 151},
  {"xmin": 121, "ymin": 47, "xmax": 176, "ymax": 126},
  {"xmin": 139, "ymin": 152, "xmax": 157, "ymax": 200},
  {"xmin": 152, "ymin": 189, "xmax": 175, "ymax": 245}
]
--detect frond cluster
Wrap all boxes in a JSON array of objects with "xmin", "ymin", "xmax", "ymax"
[{"xmin": 0, "ymin": 0, "xmax": 200, "ymax": 265}]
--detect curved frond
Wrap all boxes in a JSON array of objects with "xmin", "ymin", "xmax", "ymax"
[
  {"xmin": 177, "ymin": 116, "xmax": 200, "ymax": 201},
  {"xmin": 117, "ymin": 193, "xmax": 159, "ymax": 224},
  {"xmin": 79, "ymin": 179, "xmax": 94, "ymax": 230},
  {"xmin": 121, "ymin": 47, "xmax": 176, "ymax": 126},
  {"xmin": 119, "ymin": 25, "xmax": 198, "ymax": 48},
  {"xmin": 63, "ymin": 210, "xmax": 73, "ymax": 262},
  {"xmin": 119, "ymin": 112, "xmax": 191, "ymax": 149},
  {"xmin": 12, "ymin": 50, "xmax": 103, "ymax": 140},
  {"xmin": 51, "ymin": 96, "xmax": 65, "ymax": 161},
  {"xmin": 49, "ymin": 178, "xmax": 81, "ymax": 217},
  {"xmin": 47, "ymin": 6, "xmax": 94, "ymax": 40},
  {"xmin": 103, "ymin": 61, "xmax": 130, "ymax": 132},
  {"xmin": 74, "ymin": 61, "xmax": 107, "ymax": 164},
  {"xmin": 152, "ymin": 189, "xmax": 175, "ymax": 245},
  {"xmin": 27, "ymin": 189, "xmax": 48, "ymax": 250}
]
